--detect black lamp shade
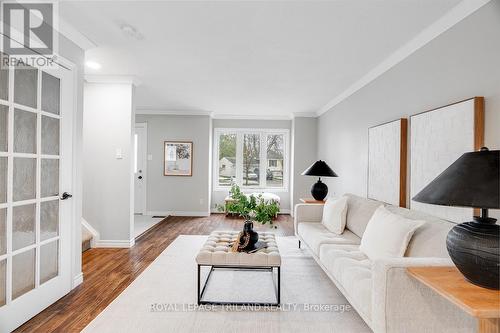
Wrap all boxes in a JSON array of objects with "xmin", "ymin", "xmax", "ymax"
[
  {"xmin": 412, "ymin": 149, "xmax": 499, "ymax": 209},
  {"xmin": 301, "ymin": 160, "xmax": 337, "ymax": 201},
  {"xmin": 413, "ymin": 147, "xmax": 500, "ymax": 290},
  {"xmin": 301, "ymin": 160, "xmax": 338, "ymax": 177}
]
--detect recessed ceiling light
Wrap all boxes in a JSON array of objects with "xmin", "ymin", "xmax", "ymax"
[
  {"xmin": 85, "ymin": 61, "xmax": 101, "ymax": 70},
  {"xmin": 120, "ymin": 23, "xmax": 144, "ymax": 40}
]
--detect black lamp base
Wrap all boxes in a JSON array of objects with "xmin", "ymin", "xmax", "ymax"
[
  {"xmin": 311, "ymin": 179, "xmax": 328, "ymax": 201},
  {"xmin": 446, "ymin": 216, "xmax": 499, "ymax": 290}
]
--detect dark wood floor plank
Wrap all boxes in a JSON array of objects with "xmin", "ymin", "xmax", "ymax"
[{"xmin": 15, "ymin": 214, "xmax": 293, "ymax": 332}]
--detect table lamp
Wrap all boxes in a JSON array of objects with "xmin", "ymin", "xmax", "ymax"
[
  {"xmin": 412, "ymin": 147, "xmax": 499, "ymax": 289},
  {"xmin": 301, "ymin": 160, "xmax": 338, "ymax": 201}
]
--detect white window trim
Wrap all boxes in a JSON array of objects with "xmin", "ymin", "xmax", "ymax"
[{"xmin": 213, "ymin": 128, "xmax": 290, "ymax": 192}]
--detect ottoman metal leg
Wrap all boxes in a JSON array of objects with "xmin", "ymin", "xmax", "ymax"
[
  {"xmin": 197, "ymin": 265, "xmax": 281, "ymax": 306},
  {"xmin": 197, "ymin": 265, "xmax": 200, "ymax": 305},
  {"xmin": 278, "ymin": 267, "xmax": 281, "ymax": 304}
]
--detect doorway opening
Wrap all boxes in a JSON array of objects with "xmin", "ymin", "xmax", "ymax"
[{"xmin": 133, "ymin": 123, "xmax": 163, "ymax": 238}]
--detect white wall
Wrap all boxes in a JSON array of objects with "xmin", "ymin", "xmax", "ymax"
[
  {"xmin": 135, "ymin": 114, "xmax": 211, "ymax": 216},
  {"xmin": 83, "ymin": 82, "xmax": 135, "ymax": 243},
  {"xmin": 211, "ymin": 119, "xmax": 292, "ymax": 212},
  {"xmin": 317, "ymin": 1, "xmax": 500, "ymax": 220},
  {"xmin": 291, "ymin": 117, "xmax": 318, "ymax": 209}
]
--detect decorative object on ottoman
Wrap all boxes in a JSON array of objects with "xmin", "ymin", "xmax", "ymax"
[
  {"xmin": 413, "ymin": 147, "xmax": 500, "ymax": 289},
  {"xmin": 231, "ymin": 221, "xmax": 260, "ymax": 252},
  {"xmin": 301, "ymin": 160, "xmax": 338, "ymax": 201}
]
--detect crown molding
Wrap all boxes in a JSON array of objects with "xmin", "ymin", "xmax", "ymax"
[
  {"xmin": 292, "ymin": 112, "xmax": 317, "ymax": 118},
  {"xmin": 85, "ymin": 75, "xmax": 141, "ymax": 86},
  {"xmin": 58, "ymin": 17, "xmax": 96, "ymax": 51},
  {"xmin": 135, "ymin": 109, "xmax": 213, "ymax": 116},
  {"xmin": 316, "ymin": 0, "xmax": 491, "ymax": 117},
  {"xmin": 134, "ymin": 110, "xmax": 317, "ymax": 119},
  {"xmin": 211, "ymin": 113, "xmax": 292, "ymax": 120}
]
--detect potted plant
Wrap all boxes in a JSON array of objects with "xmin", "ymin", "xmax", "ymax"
[{"xmin": 218, "ymin": 184, "xmax": 280, "ymax": 250}]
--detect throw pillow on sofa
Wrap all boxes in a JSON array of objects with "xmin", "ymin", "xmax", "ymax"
[
  {"xmin": 321, "ymin": 196, "xmax": 348, "ymax": 234},
  {"xmin": 359, "ymin": 205, "xmax": 425, "ymax": 260}
]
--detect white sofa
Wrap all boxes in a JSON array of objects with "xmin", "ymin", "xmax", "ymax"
[{"xmin": 294, "ymin": 194, "xmax": 475, "ymax": 333}]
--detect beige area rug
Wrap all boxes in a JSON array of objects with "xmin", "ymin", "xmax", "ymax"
[{"xmin": 83, "ymin": 235, "xmax": 371, "ymax": 333}]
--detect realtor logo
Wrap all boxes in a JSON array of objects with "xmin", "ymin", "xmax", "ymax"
[
  {"xmin": 1, "ymin": 1, "xmax": 58, "ymax": 68},
  {"xmin": 2, "ymin": 1, "xmax": 55, "ymax": 55}
]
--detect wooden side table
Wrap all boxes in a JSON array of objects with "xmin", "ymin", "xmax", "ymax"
[
  {"xmin": 299, "ymin": 198, "xmax": 325, "ymax": 204},
  {"xmin": 407, "ymin": 266, "xmax": 500, "ymax": 333}
]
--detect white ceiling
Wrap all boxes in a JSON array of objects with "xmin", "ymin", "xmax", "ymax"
[{"xmin": 60, "ymin": 0, "xmax": 462, "ymax": 118}]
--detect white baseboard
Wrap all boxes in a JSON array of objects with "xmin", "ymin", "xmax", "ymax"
[
  {"xmin": 73, "ymin": 272, "xmax": 83, "ymax": 288},
  {"xmin": 147, "ymin": 210, "xmax": 209, "ymax": 217},
  {"xmin": 210, "ymin": 208, "xmax": 291, "ymax": 215},
  {"xmin": 150, "ymin": 209, "xmax": 290, "ymax": 217},
  {"xmin": 95, "ymin": 238, "xmax": 135, "ymax": 248},
  {"xmin": 145, "ymin": 211, "xmax": 170, "ymax": 217}
]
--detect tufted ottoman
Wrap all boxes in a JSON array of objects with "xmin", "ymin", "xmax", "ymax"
[{"xmin": 196, "ymin": 230, "xmax": 281, "ymax": 306}]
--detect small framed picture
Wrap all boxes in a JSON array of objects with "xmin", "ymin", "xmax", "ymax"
[{"xmin": 164, "ymin": 141, "xmax": 193, "ymax": 176}]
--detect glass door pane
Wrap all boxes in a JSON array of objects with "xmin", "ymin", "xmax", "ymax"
[{"xmin": 0, "ymin": 62, "xmax": 62, "ymax": 311}]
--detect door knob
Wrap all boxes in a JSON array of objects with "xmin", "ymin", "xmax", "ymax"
[
  {"xmin": 60, "ymin": 192, "xmax": 73, "ymax": 200},
  {"xmin": 138, "ymin": 176, "xmax": 143, "ymax": 179}
]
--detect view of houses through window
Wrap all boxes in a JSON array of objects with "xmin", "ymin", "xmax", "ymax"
[{"xmin": 216, "ymin": 129, "xmax": 287, "ymax": 189}]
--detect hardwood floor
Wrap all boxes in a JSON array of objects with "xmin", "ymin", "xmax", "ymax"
[{"xmin": 15, "ymin": 214, "xmax": 294, "ymax": 332}]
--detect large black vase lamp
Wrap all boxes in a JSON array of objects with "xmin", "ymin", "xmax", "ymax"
[
  {"xmin": 413, "ymin": 147, "xmax": 500, "ymax": 289},
  {"xmin": 301, "ymin": 160, "xmax": 338, "ymax": 201}
]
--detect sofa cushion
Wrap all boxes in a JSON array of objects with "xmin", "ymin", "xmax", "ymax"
[
  {"xmin": 385, "ymin": 205, "xmax": 453, "ymax": 258},
  {"xmin": 321, "ymin": 196, "xmax": 348, "ymax": 234},
  {"xmin": 297, "ymin": 222, "xmax": 360, "ymax": 256},
  {"xmin": 360, "ymin": 206, "xmax": 425, "ymax": 260},
  {"xmin": 320, "ymin": 244, "xmax": 372, "ymax": 319},
  {"xmin": 344, "ymin": 194, "xmax": 383, "ymax": 238}
]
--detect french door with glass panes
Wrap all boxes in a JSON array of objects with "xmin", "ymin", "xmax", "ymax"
[{"xmin": 0, "ymin": 54, "xmax": 75, "ymax": 332}]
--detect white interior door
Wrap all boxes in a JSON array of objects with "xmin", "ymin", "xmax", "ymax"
[
  {"xmin": 134, "ymin": 123, "xmax": 147, "ymax": 214},
  {"xmin": 0, "ymin": 54, "xmax": 75, "ymax": 331}
]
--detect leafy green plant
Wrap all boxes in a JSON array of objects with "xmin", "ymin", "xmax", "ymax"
[{"xmin": 217, "ymin": 184, "xmax": 280, "ymax": 227}]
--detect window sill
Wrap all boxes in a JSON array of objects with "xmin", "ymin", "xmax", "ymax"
[{"xmin": 214, "ymin": 186, "xmax": 289, "ymax": 193}]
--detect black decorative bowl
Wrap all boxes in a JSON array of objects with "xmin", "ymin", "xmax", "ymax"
[{"xmin": 446, "ymin": 219, "xmax": 500, "ymax": 290}]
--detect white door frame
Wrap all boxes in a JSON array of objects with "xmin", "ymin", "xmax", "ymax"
[
  {"xmin": 66, "ymin": 58, "xmax": 82, "ymax": 288},
  {"xmin": 0, "ymin": 52, "xmax": 80, "ymax": 331},
  {"xmin": 134, "ymin": 122, "xmax": 147, "ymax": 215}
]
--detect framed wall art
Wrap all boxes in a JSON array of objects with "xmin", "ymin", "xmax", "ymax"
[
  {"xmin": 164, "ymin": 141, "xmax": 193, "ymax": 176},
  {"xmin": 368, "ymin": 118, "xmax": 408, "ymax": 207},
  {"xmin": 410, "ymin": 97, "xmax": 484, "ymax": 222}
]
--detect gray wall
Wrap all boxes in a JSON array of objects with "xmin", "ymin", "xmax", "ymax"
[
  {"xmin": 291, "ymin": 117, "xmax": 318, "ymax": 209},
  {"xmin": 317, "ymin": 1, "xmax": 500, "ymax": 220},
  {"xmin": 135, "ymin": 114, "xmax": 211, "ymax": 215},
  {"xmin": 211, "ymin": 119, "xmax": 292, "ymax": 212},
  {"xmin": 83, "ymin": 83, "xmax": 135, "ymax": 241}
]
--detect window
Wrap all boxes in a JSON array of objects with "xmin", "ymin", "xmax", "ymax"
[
  {"xmin": 243, "ymin": 134, "xmax": 260, "ymax": 186},
  {"xmin": 215, "ymin": 128, "xmax": 289, "ymax": 189},
  {"xmin": 266, "ymin": 134, "xmax": 284, "ymax": 187},
  {"xmin": 218, "ymin": 133, "xmax": 236, "ymax": 186}
]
